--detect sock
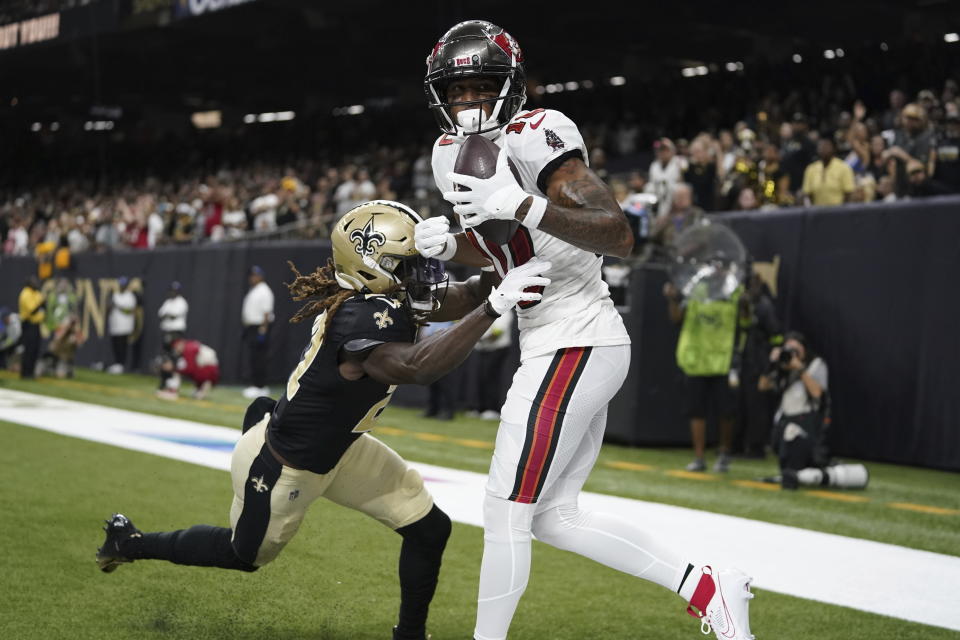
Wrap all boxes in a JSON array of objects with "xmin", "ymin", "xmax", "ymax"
[
  {"xmin": 474, "ymin": 496, "xmax": 536, "ymax": 640},
  {"xmin": 123, "ymin": 525, "xmax": 257, "ymax": 572},
  {"xmin": 395, "ymin": 506, "xmax": 451, "ymax": 640}
]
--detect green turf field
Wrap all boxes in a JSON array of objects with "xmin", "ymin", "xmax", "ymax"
[{"xmin": 2, "ymin": 369, "xmax": 958, "ymax": 639}]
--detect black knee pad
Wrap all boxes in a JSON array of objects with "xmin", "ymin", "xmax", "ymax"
[
  {"xmin": 242, "ymin": 396, "xmax": 277, "ymax": 434},
  {"xmin": 397, "ymin": 505, "xmax": 451, "ymax": 552}
]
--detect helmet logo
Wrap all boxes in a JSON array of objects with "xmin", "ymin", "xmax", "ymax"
[
  {"xmin": 350, "ymin": 218, "xmax": 386, "ymax": 257},
  {"xmin": 490, "ymin": 30, "xmax": 523, "ymax": 63}
]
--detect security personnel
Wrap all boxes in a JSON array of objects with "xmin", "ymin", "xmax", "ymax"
[{"xmin": 18, "ymin": 276, "xmax": 45, "ymax": 379}]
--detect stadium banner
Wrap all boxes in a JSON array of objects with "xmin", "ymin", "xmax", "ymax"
[{"xmin": 172, "ymin": 0, "xmax": 256, "ymax": 20}]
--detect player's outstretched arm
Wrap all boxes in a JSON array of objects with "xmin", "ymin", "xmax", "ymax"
[
  {"xmin": 428, "ymin": 270, "xmax": 499, "ymax": 322},
  {"xmin": 354, "ymin": 261, "xmax": 549, "ymax": 386},
  {"xmin": 518, "ymin": 156, "xmax": 633, "ymax": 258}
]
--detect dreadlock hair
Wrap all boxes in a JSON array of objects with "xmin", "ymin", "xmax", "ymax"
[{"xmin": 286, "ymin": 259, "xmax": 356, "ymax": 328}]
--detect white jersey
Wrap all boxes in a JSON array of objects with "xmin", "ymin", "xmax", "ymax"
[{"xmin": 432, "ymin": 108, "xmax": 630, "ymax": 359}]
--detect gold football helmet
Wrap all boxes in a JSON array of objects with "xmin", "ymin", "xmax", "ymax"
[{"xmin": 332, "ymin": 200, "xmax": 447, "ymax": 316}]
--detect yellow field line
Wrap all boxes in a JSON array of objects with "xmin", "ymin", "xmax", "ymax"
[
  {"xmin": 888, "ymin": 502, "xmax": 960, "ymax": 516},
  {"xmin": 665, "ymin": 470, "xmax": 719, "ymax": 481},
  {"xmin": 806, "ymin": 490, "xmax": 870, "ymax": 503},
  {"xmin": 604, "ymin": 461, "xmax": 655, "ymax": 472},
  {"xmin": 453, "ymin": 438, "xmax": 495, "ymax": 449},
  {"xmin": 733, "ymin": 480, "xmax": 781, "ymax": 491}
]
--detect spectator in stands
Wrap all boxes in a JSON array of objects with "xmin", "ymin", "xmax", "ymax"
[
  {"xmin": 758, "ymin": 142, "xmax": 791, "ymax": 207},
  {"xmin": 905, "ymin": 159, "xmax": 952, "ymax": 198},
  {"xmin": 881, "ymin": 89, "xmax": 907, "ymax": 131},
  {"xmin": 735, "ymin": 187, "xmax": 761, "ymax": 211},
  {"xmin": 0, "ymin": 306, "xmax": 22, "ymax": 370},
  {"xmin": 887, "ymin": 103, "xmax": 936, "ymax": 197},
  {"xmin": 933, "ymin": 113, "xmax": 960, "ymax": 192},
  {"xmin": 107, "ymin": 277, "xmax": 137, "ymax": 374},
  {"xmin": 156, "ymin": 337, "xmax": 220, "ymax": 401},
  {"xmin": 241, "ymin": 265, "xmax": 274, "ymax": 399},
  {"xmin": 781, "ymin": 115, "xmax": 817, "ymax": 197},
  {"xmin": 802, "ymin": 137, "xmax": 855, "ymax": 206},
  {"xmin": 867, "ymin": 134, "xmax": 891, "ymax": 184},
  {"xmin": 683, "ymin": 136, "xmax": 719, "ymax": 211},
  {"xmin": 18, "ymin": 276, "xmax": 45, "ymax": 380},
  {"xmin": 648, "ymin": 183, "xmax": 704, "ymax": 259},
  {"xmin": 645, "ymin": 137, "xmax": 684, "ymax": 217},
  {"xmin": 158, "ymin": 281, "xmax": 188, "ymax": 348}
]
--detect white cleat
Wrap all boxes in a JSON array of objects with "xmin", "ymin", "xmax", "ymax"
[{"xmin": 687, "ymin": 566, "xmax": 755, "ymax": 639}]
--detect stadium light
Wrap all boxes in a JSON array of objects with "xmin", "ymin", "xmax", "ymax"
[
  {"xmin": 946, "ymin": 33, "xmax": 960, "ymax": 44},
  {"xmin": 835, "ymin": 48, "xmax": 845, "ymax": 58},
  {"xmin": 823, "ymin": 49, "xmax": 836, "ymax": 59},
  {"xmin": 880, "ymin": 42, "xmax": 889, "ymax": 51},
  {"xmin": 792, "ymin": 54, "xmax": 802, "ymax": 63},
  {"xmin": 50, "ymin": 122, "xmax": 59, "ymax": 131},
  {"xmin": 545, "ymin": 84, "xmax": 559, "ymax": 94},
  {"xmin": 257, "ymin": 112, "xmax": 277, "ymax": 123},
  {"xmin": 275, "ymin": 111, "xmax": 295, "ymax": 121},
  {"xmin": 30, "ymin": 122, "xmax": 41, "ymax": 132},
  {"xmin": 565, "ymin": 81, "xmax": 579, "ymax": 91},
  {"xmin": 582, "ymin": 79, "xmax": 594, "ymax": 89},
  {"xmin": 725, "ymin": 61, "xmax": 744, "ymax": 72},
  {"xmin": 534, "ymin": 85, "xmax": 546, "ymax": 95},
  {"xmin": 346, "ymin": 105, "xmax": 364, "ymax": 115},
  {"xmin": 609, "ymin": 76, "xmax": 626, "ymax": 86},
  {"xmin": 191, "ymin": 110, "xmax": 222, "ymax": 129},
  {"xmin": 243, "ymin": 114, "xmax": 256, "ymax": 124}
]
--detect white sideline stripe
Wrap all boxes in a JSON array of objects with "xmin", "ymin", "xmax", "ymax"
[{"xmin": 1, "ymin": 388, "xmax": 957, "ymax": 632}]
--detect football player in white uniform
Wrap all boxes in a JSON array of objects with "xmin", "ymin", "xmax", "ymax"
[{"xmin": 417, "ymin": 20, "xmax": 755, "ymax": 640}]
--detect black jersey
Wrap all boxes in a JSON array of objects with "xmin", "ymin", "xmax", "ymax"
[{"xmin": 268, "ymin": 294, "xmax": 416, "ymax": 473}]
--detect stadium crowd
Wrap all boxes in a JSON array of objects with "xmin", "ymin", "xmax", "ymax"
[{"xmin": 3, "ymin": 71, "xmax": 960, "ymax": 258}]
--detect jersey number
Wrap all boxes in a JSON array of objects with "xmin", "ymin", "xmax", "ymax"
[
  {"xmin": 286, "ymin": 313, "xmax": 327, "ymax": 401},
  {"xmin": 351, "ymin": 385, "xmax": 397, "ymax": 433}
]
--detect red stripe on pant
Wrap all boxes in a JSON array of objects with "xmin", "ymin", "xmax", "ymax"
[{"xmin": 513, "ymin": 347, "xmax": 587, "ymax": 503}]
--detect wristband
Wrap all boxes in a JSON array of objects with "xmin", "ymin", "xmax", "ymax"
[
  {"xmin": 482, "ymin": 298, "xmax": 502, "ymax": 318},
  {"xmin": 436, "ymin": 234, "xmax": 457, "ymax": 261},
  {"xmin": 480, "ymin": 265, "xmax": 496, "ymax": 272},
  {"xmin": 521, "ymin": 195, "xmax": 547, "ymax": 230}
]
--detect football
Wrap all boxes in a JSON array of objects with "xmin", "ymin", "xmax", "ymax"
[{"xmin": 453, "ymin": 135, "xmax": 522, "ymax": 245}]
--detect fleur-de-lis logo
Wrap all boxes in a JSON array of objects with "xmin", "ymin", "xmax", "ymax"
[
  {"xmin": 350, "ymin": 218, "xmax": 387, "ymax": 257},
  {"xmin": 374, "ymin": 309, "xmax": 394, "ymax": 330}
]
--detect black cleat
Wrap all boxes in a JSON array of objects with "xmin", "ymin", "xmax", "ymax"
[{"xmin": 96, "ymin": 513, "xmax": 142, "ymax": 573}]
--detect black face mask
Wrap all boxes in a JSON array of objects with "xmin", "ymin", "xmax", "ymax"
[{"xmin": 397, "ymin": 255, "xmax": 448, "ymax": 318}]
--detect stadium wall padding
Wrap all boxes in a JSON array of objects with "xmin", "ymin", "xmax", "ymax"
[{"xmin": 1, "ymin": 196, "xmax": 958, "ymax": 470}]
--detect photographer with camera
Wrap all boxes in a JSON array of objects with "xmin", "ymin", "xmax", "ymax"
[{"xmin": 759, "ymin": 331, "xmax": 865, "ymax": 490}]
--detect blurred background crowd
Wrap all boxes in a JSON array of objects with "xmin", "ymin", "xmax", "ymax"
[{"xmin": 3, "ymin": 43, "xmax": 960, "ymax": 258}]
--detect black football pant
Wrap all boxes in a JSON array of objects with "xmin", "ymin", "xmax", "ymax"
[{"xmin": 242, "ymin": 325, "xmax": 269, "ymax": 387}]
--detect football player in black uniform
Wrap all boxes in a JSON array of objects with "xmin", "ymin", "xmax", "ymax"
[{"xmin": 95, "ymin": 200, "xmax": 550, "ymax": 640}]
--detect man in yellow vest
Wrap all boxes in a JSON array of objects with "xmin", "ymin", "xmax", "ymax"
[
  {"xmin": 665, "ymin": 281, "xmax": 741, "ymax": 472},
  {"xmin": 18, "ymin": 276, "xmax": 45, "ymax": 380}
]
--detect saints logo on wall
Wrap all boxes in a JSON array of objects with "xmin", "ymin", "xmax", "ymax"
[{"xmin": 350, "ymin": 218, "xmax": 386, "ymax": 257}]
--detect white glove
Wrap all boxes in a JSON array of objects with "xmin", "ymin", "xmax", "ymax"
[
  {"xmin": 486, "ymin": 259, "xmax": 551, "ymax": 315},
  {"xmin": 444, "ymin": 152, "xmax": 530, "ymax": 228},
  {"xmin": 414, "ymin": 216, "xmax": 456, "ymax": 260}
]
